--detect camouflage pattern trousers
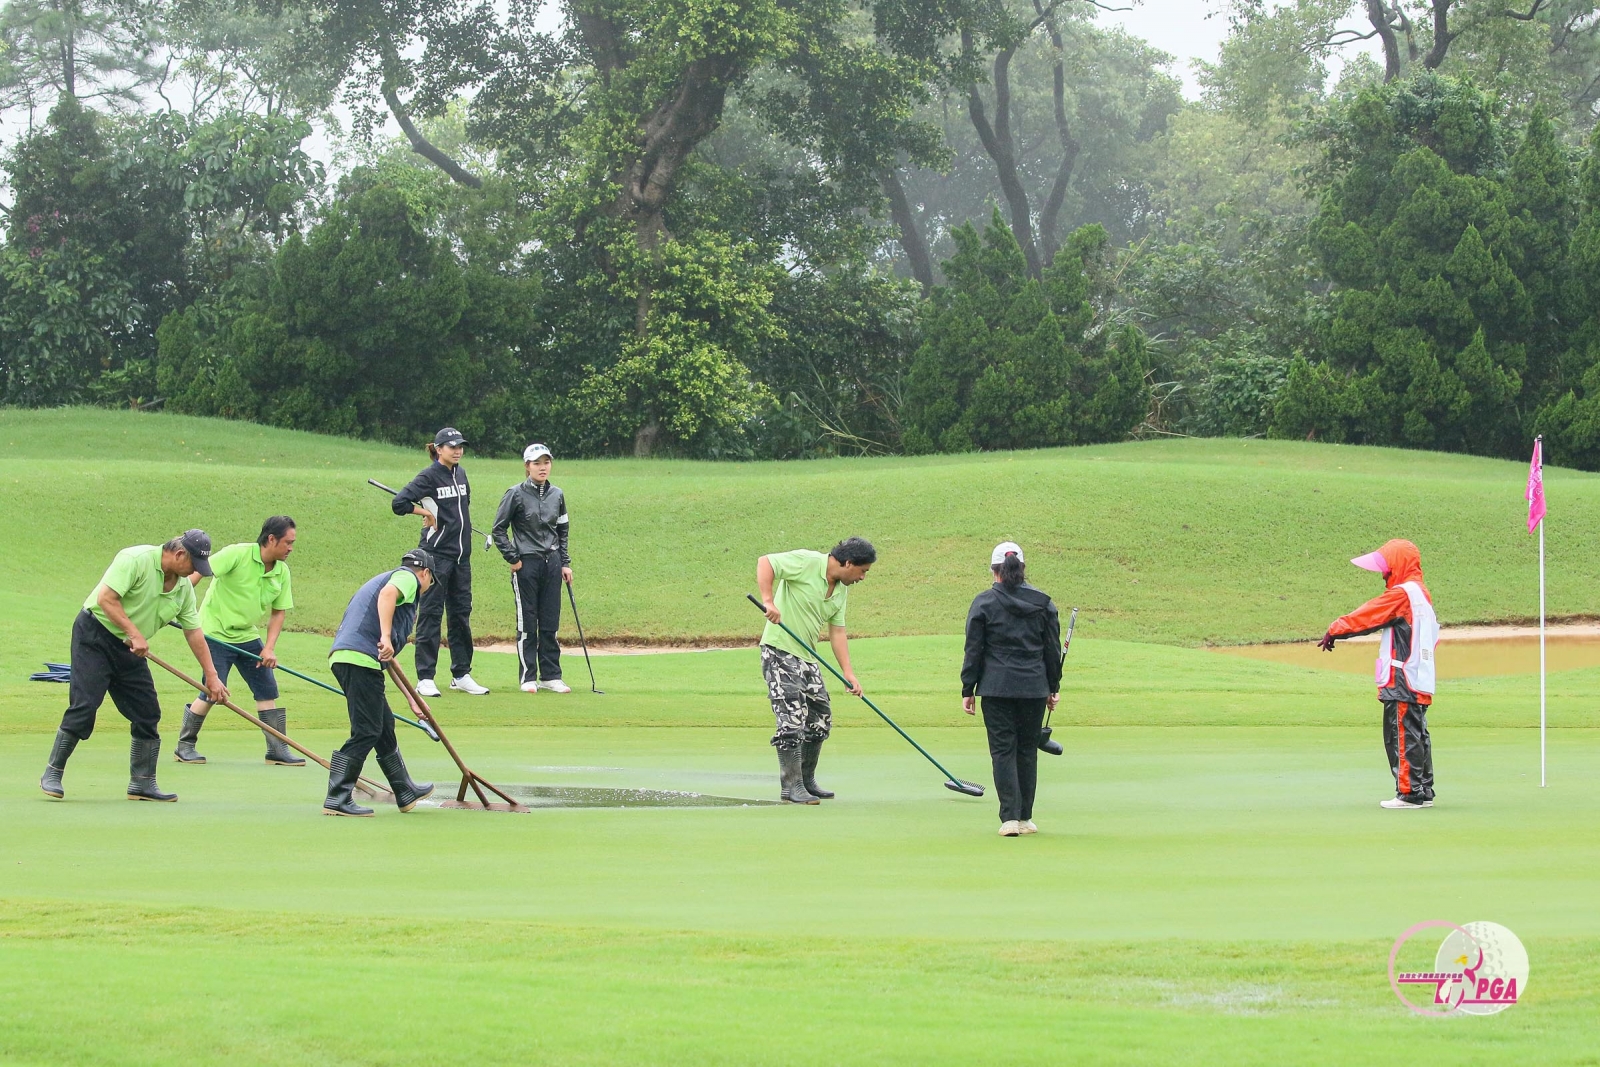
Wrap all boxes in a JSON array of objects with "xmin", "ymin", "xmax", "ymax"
[{"xmin": 760, "ymin": 644, "xmax": 831, "ymax": 747}]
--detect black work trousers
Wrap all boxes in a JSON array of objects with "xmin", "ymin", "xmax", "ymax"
[
  {"xmin": 1383, "ymin": 700, "xmax": 1435, "ymax": 801},
  {"xmin": 511, "ymin": 552, "xmax": 563, "ymax": 684},
  {"xmin": 330, "ymin": 662, "xmax": 399, "ymax": 769},
  {"xmin": 59, "ymin": 610, "xmax": 163, "ymax": 742},
  {"xmin": 981, "ymin": 695, "xmax": 1048, "ymax": 823},
  {"xmin": 414, "ymin": 555, "xmax": 473, "ymax": 681}
]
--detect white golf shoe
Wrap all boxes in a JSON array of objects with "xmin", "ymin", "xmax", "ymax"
[
  {"xmin": 450, "ymin": 674, "xmax": 490, "ymax": 695},
  {"xmin": 1018, "ymin": 820, "xmax": 1038, "ymax": 834},
  {"xmin": 520, "ymin": 681, "xmax": 539, "ymax": 694},
  {"xmin": 539, "ymin": 679, "xmax": 573, "ymax": 693},
  {"xmin": 415, "ymin": 679, "xmax": 441, "ymax": 698},
  {"xmin": 1380, "ymin": 796, "xmax": 1431, "ymax": 809},
  {"xmin": 998, "ymin": 820, "xmax": 1021, "ymax": 837}
]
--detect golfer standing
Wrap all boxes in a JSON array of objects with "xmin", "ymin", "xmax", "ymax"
[
  {"xmin": 40, "ymin": 532, "xmax": 229, "ymax": 802},
  {"xmin": 1320, "ymin": 538, "xmax": 1439, "ymax": 809},
  {"xmin": 491, "ymin": 443, "xmax": 574, "ymax": 694},
  {"xmin": 961, "ymin": 543, "xmax": 1061, "ymax": 837},
  {"xmin": 175, "ymin": 516, "xmax": 302, "ymax": 766},
  {"xmin": 323, "ymin": 549, "xmax": 437, "ymax": 816},
  {"xmin": 392, "ymin": 427, "xmax": 488, "ymax": 697},
  {"xmin": 755, "ymin": 538, "xmax": 876, "ymax": 803}
]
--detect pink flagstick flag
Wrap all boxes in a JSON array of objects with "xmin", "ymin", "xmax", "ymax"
[{"xmin": 1527, "ymin": 437, "xmax": 1546, "ymax": 532}]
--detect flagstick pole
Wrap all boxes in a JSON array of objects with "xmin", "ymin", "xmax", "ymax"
[{"xmin": 1540, "ymin": 516, "xmax": 1546, "ymax": 788}]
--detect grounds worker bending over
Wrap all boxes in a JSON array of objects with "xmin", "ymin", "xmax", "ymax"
[
  {"xmin": 40, "ymin": 532, "xmax": 229, "ymax": 803},
  {"xmin": 756, "ymin": 538, "xmax": 876, "ymax": 804},
  {"xmin": 1320, "ymin": 538, "xmax": 1440, "ymax": 810},
  {"xmin": 322, "ymin": 549, "xmax": 437, "ymax": 817},
  {"xmin": 960, "ymin": 542, "xmax": 1061, "ymax": 837},
  {"xmin": 492, "ymin": 443, "xmax": 574, "ymax": 694},
  {"xmin": 175, "ymin": 515, "xmax": 302, "ymax": 766}
]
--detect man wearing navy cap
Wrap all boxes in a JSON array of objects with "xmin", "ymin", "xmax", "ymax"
[{"xmin": 40, "ymin": 531, "xmax": 230, "ymax": 803}]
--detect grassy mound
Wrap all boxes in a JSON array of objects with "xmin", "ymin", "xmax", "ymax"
[{"xmin": 3, "ymin": 407, "xmax": 1594, "ymax": 647}]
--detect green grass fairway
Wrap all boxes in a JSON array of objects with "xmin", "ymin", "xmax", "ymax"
[
  {"xmin": 4, "ymin": 406, "xmax": 1600, "ymax": 644},
  {"xmin": 3, "ymin": 410, "xmax": 1597, "ymax": 1062}
]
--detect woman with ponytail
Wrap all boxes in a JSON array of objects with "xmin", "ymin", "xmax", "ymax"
[{"xmin": 960, "ymin": 542, "xmax": 1062, "ymax": 837}]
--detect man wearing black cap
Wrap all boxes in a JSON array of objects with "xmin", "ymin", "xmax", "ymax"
[
  {"xmin": 391, "ymin": 427, "xmax": 487, "ymax": 697},
  {"xmin": 322, "ymin": 549, "xmax": 438, "ymax": 816},
  {"xmin": 40, "ymin": 531, "xmax": 230, "ymax": 802}
]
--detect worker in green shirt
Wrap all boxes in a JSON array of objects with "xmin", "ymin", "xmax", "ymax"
[
  {"xmin": 40, "ymin": 531, "xmax": 230, "ymax": 803},
  {"xmin": 322, "ymin": 549, "xmax": 437, "ymax": 817},
  {"xmin": 755, "ymin": 537, "xmax": 877, "ymax": 804},
  {"xmin": 175, "ymin": 516, "xmax": 301, "ymax": 767}
]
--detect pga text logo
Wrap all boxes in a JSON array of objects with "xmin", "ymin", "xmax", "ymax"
[{"xmin": 1388, "ymin": 920, "xmax": 1529, "ymax": 1016}]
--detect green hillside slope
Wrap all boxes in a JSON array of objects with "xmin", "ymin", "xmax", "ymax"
[{"xmin": 3, "ymin": 407, "xmax": 1594, "ymax": 645}]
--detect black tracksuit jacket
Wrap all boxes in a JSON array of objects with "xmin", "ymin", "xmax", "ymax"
[
  {"xmin": 961, "ymin": 583, "xmax": 1063, "ymax": 699},
  {"xmin": 491, "ymin": 481, "xmax": 570, "ymax": 565},
  {"xmin": 391, "ymin": 461, "xmax": 473, "ymax": 563}
]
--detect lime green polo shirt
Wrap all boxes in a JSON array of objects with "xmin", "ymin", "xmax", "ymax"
[
  {"xmin": 759, "ymin": 549, "xmax": 847, "ymax": 663},
  {"xmin": 85, "ymin": 545, "xmax": 201, "ymax": 640},
  {"xmin": 198, "ymin": 542, "xmax": 294, "ymax": 643},
  {"xmin": 329, "ymin": 569, "xmax": 420, "ymax": 671}
]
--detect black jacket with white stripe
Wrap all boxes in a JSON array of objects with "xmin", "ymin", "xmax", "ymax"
[
  {"xmin": 491, "ymin": 480, "xmax": 570, "ymax": 566},
  {"xmin": 392, "ymin": 460, "xmax": 473, "ymax": 562}
]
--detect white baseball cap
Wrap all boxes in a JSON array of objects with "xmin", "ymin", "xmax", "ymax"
[
  {"xmin": 523, "ymin": 443, "xmax": 553, "ymax": 462},
  {"xmin": 990, "ymin": 541, "xmax": 1024, "ymax": 566}
]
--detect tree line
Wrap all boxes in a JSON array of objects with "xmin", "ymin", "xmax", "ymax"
[{"xmin": 6, "ymin": 0, "xmax": 1600, "ymax": 466}]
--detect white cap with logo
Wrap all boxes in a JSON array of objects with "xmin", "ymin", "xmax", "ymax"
[
  {"xmin": 990, "ymin": 541, "xmax": 1024, "ymax": 566},
  {"xmin": 523, "ymin": 443, "xmax": 553, "ymax": 463}
]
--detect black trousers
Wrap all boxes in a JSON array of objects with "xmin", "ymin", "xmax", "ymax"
[
  {"xmin": 981, "ymin": 696, "xmax": 1048, "ymax": 823},
  {"xmin": 59, "ymin": 610, "xmax": 163, "ymax": 742},
  {"xmin": 414, "ymin": 555, "xmax": 473, "ymax": 680},
  {"xmin": 331, "ymin": 662, "xmax": 399, "ymax": 767},
  {"xmin": 1383, "ymin": 700, "xmax": 1435, "ymax": 801},
  {"xmin": 511, "ymin": 552, "xmax": 562, "ymax": 683}
]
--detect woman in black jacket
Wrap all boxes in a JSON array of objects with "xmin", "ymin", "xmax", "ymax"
[{"xmin": 961, "ymin": 542, "xmax": 1062, "ymax": 837}]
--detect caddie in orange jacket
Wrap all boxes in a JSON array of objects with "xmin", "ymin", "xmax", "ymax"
[{"xmin": 1319, "ymin": 539, "xmax": 1439, "ymax": 809}]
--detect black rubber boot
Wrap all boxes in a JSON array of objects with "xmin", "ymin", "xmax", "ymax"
[
  {"xmin": 778, "ymin": 743, "xmax": 819, "ymax": 805},
  {"xmin": 260, "ymin": 708, "xmax": 306, "ymax": 766},
  {"xmin": 40, "ymin": 729, "xmax": 79, "ymax": 799},
  {"xmin": 174, "ymin": 705, "xmax": 207, "ymax": 764},
  {"xmin": 127, "ymin": 738, "xmax": 178, "ymax": 802},
  {"xmin": 323, "ymin": 751, "xmax": 374, "ymax": 817},
  {"xmin": 376, "ymin": 750, "xmax": 435, "ymax": 812},
  {"xmin": 801, "ymin": 738, "xmax": 834, "ymax": 799}
]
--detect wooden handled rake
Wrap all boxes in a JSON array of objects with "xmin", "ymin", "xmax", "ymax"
[{"xmin": 382, "ymin": 659, "xmax": 525, "ymax": 812}]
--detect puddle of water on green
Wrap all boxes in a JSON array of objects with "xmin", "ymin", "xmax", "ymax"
[
  {"xmin": 1214, "ymin": 635, "xmax": 1600, "ymax": 677},
  {"xmin": 420, "ymin": 785, "xmax": 777, "ymax": 809}
]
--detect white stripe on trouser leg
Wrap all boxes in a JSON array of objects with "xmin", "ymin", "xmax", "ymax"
[{"xmin": 511, "ymin": 570, "xmax": 529, "ymax": 683}]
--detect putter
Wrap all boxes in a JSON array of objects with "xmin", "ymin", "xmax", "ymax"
[
  {"xmin": 368, "ymin": 479, "xmax": 494, "ymax": 542},
  {"xmin": 565, "ymin": 579, "xmax": 603, "ymax": 693},
  {"xmin": 746, "ymin": 594, "xmax": 984, "ymax": 797},
  {"xmin": 1040, "ymin": 607, "xmax": 1077, "ymax": 757}
]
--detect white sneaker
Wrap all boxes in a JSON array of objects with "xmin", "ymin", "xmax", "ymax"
[
  {"xmin": 520, "ymin": 681, "xmax": 539, "ymax": 694},
  {"xmin": 539, "ymin": 679, "xmax": 572, "ymax": 693},
  {"xmin": 1018, "ymin": 820, "xmax": 1038, "ymax": 834},
  {"xmin": 450, "ymin": 674, "xmax": 490, "ymax": 695},
  {"xmin": 1380, "ymin": 797, "xmax": 1430, "ymax": 809},
  {"xmin": 999, "ymin": 820, "xmax": 1021, "ymax": 837},
  {"xmin": 415, "ymin": 679, "xmax": 441, "ymax": 698}
]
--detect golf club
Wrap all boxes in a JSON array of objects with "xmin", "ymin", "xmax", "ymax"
[
  {"xmin": 745, "ymin": 594, "xmax": 984, "ymax": 797},
  {"xmin": 210, "ymin": 637, "xmax": 439, "ymax": 741},
  {"xmin": 565, "ymin": 579, "xmax": 603, "ymax": 693},
  {"xmin": 1040, "ymin": 606, "xmax": 1077, "ymax": 756},
  {"xmin": 368, "ymin": 479, "xmax": 495, "ymax": 545}
]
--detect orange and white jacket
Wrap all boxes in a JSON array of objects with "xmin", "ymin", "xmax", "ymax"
[{"xmin": 1328, "ymin": 539, "xmax": 1439, "ymax": 705}]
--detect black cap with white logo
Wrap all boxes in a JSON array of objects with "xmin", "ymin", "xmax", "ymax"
[
  {"xmin": 181, "ymin": 529, "xmax": 214, "ymax": 577},
  {"xmin": 401, "ymin": 548, "xmax": 436, "ymax": 573},
  {"xmin": 433, "ymin": 427, "xmax": 467, "ymax": 447}
]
